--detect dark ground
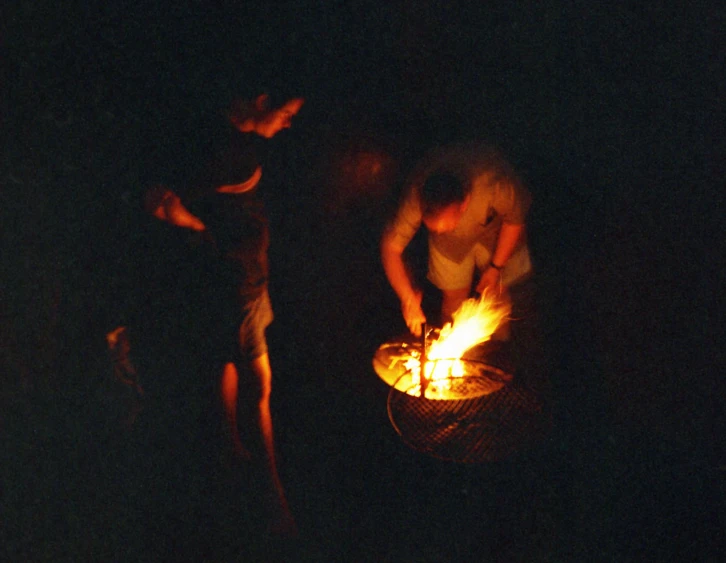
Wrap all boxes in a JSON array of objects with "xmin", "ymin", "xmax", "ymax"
[{"xmin": 3, "ymin": 2, "xmax": 725, "ymax": 561}]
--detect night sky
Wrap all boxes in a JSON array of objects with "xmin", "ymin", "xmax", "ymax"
[{"xmin": 3, "ymin": 1, "xmax": 725, "ymax": 560}]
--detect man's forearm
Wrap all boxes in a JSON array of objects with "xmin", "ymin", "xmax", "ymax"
[
  {"xmin": 381, "ymin": 242, "xmax": 416, "ymax": 302},
  {"xmin": 490, "ymin": 223, "xmax": 524, "ymax": 268}
]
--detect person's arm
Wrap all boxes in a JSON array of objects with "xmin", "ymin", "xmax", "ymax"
[
  {"xmin": 381, "ymin": 237, "xmax": 427, "ymax": 337},
  {"xmin": 381, "ymin": 238, "xmax": 416, "ymax": 306},
  {"xmin": 144, "ymin": 185, "xmax": 206, "ymax": 231},
  {"xmin": 381, "ymin": 173, "xmax": 431, "ymax": 336},
  {"xmin": 476, "ymin": 222, "xmax": 524, "ymax": 293},
  {"xmin": 476, "ymin": 166, "xmax": 531, "ymax": 293},
  {"xmin": 491, "ymin": 222, "xmax": 524, "ymax": 268}
]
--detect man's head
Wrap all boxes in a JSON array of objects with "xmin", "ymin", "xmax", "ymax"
[
  {"xmin": 420, "ymin": 172, "xmax": 470, "ymax": 234},
  {"xmin": 229, "ymin": 94, "xmax": 305, "ymax": 138}
]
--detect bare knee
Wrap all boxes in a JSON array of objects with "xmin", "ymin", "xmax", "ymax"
[
  {"xmin": 257, "ymin": 379, "xmax": 272, "ymax": 406},
  {"xmin": 249, "ymin": 353, "xmax": 273, "ymax": 406}
]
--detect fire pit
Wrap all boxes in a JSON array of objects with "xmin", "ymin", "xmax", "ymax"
[
  {"xmin": 387, "ymin": 375, "xmax": 547, "ymax": 463},
  {"xmin": 373, "ymin": 337, "xmax": 513, "ymax": 399},
  {"xmin": 373, "ymin": 294, "xmax": 548, "ymax": 462}
]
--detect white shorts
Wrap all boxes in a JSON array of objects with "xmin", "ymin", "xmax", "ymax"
[{"xmin": 427, "ymin": 241, "xmax": 533, "ymax": 291}]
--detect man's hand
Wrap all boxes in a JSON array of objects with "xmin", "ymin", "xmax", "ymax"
[
  {"xmin": 402, "ymin": 291, "xmax": 426, "ymax": 337},
  {"xmin": 476, "ymin": 266, "xmax": 501, "ymax": 295}
]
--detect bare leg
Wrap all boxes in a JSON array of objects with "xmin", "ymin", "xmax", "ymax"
[
  {"xmin": 220, "ymin": 362, "xmax": 251, "ymax": 460},
  {"xmin": 245, "ymin": 353, "xmax": 297, "ymax": 536}
]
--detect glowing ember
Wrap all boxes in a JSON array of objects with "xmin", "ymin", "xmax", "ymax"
[{"xmin": 404, "ymin": 291, "xmax": 511, "ymax": 398}]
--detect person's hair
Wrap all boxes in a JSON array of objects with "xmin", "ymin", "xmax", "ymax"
[
  {"xmin": 226, "ymin": 90, "xmax": 297, "ymax": 125},
  {"xmin": 420, "ymin": 172, "xmax": 468, "ymax": 217}
]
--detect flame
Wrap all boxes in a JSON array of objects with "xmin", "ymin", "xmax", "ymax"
[{"xmin": 405, "ymin": 291, "xmax": 511, "ymax": 398}]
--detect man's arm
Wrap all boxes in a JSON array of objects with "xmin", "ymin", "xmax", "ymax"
[
  {"xmin": 381, "ymin": 239, "xmax": 416, "ymax": 304},
  {"xmin": 476, "ymin": 167, "xmax": 531, "ymax": 293},
  {"xmin": 491, "ymin": 222, "xmax": 524, "ymax": 269},
  {"xmin": 476, "ymin": 222, "xmax": 525, "ymax": 293},
  {"xmin": 381, "ymin": 238, "xmax": 427, "ymax": 336}
]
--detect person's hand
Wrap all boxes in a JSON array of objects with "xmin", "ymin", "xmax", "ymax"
[
  {"xmin": 165, "ymin": 196, "xmax": 206, "ymax": 231},
  {"xmin": 401, "ymin": 291, "xmax": 426, "ymax": 337},
  {"xmin": 476, "ymin": 266, "xmax": 501, "ymax": 295},
  {"xmin": 146, "ymin": 187, "xmax": 206, "ymax": 231}
]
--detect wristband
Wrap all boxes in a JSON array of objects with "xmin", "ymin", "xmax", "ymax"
[{"xmin": 489, "ymin": 261, "xmax": 503, "ymax": 271}]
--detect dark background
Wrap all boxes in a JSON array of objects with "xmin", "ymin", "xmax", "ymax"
[{"xmin": 3, "ymin": 1, "xmax": 724, "ymax": 560}]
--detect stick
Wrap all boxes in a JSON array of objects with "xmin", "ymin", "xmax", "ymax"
[{"xmin": 420, "ymin": 322, "xmax": 429, "ymax": 399}]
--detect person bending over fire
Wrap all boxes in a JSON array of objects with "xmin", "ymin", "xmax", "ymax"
[
  {"xmin": 381, "ymin": 142, "xmax": 533, "ymax": 339},
  {"xmin": 144, "ymin": 93, "xmax": 304, "ymax": 536}
]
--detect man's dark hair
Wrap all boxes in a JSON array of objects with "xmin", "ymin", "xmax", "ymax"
[{"xmin": 420, "ymin": 172, "xmax": 468, "ymax": 217}]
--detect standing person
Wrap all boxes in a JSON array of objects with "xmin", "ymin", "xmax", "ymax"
[
  {"xmin": 145, "ymin": 93, "xmax": 304, "ymax": 537},
  {"xmin": 381, "ymin": 142, "xmax": 533, "ymax": 339}
]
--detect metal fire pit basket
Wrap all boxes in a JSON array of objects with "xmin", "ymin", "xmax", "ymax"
[
  {"xmin": 387, "ymin": 361, "xmax": 548, "ymax": 463},
  {"xmin": 374, "ymin": 339, "xmax": 512, "ymax": 393}
]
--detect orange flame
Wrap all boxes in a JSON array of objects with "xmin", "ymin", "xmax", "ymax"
[{"xmin": 405, "ymin": 291, "xmax": 511, "ymax": 398}]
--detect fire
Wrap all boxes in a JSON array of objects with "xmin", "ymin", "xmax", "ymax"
[{"xmin": 405, "ymin": 291, "xmax": 511, "ymax": 398}]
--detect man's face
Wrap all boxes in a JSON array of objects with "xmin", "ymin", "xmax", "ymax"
[
  {"xmin": 422, "ymin": 197, "xmax": 469, "ymax": 234},
  {"xmin": 256, "ymin": 98, "xmax": 305, "ymax": 138}
]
